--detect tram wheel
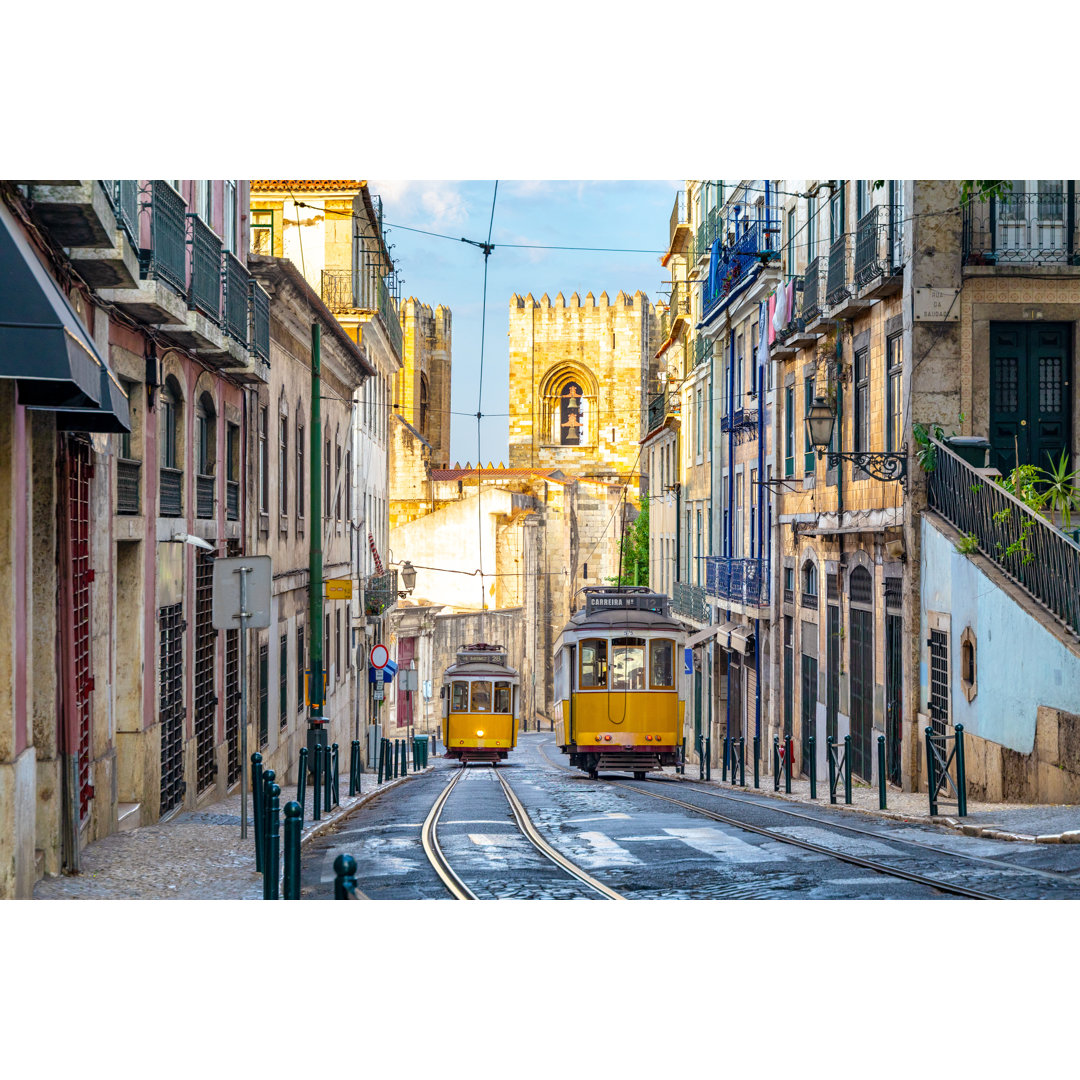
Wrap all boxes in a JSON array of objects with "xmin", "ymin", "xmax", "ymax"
[
  {"xmin": 587, "ymin": 767, "xmax": 599, "ymax": 780},
  {"xmin": 633, "ymin": 771, "xmax": 646, "ymax": 780}
]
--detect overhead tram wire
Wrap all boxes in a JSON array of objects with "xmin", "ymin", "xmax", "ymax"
[{"xmin": 474, "ymin": 182, "xmax": 498, "ymax": 611}]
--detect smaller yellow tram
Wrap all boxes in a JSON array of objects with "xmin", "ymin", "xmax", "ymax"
[
  {"xmin": 554, "ymin": 587, "xmax": 685, "ymax": 778},
  {"xmin": 441, "ymin": 643, "xmax": 520, "ymax": 763}
]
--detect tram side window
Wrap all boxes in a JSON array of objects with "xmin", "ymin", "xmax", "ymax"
[
  {"xmin": 451, "ymin": 681, "xmax": 470, "ymax": 712},
  {"xmin": 471, "ymin": 681, "xmax": 492, "ymax": 712},
  {"xmin": 580, "ymin": 639, "xmax": 608, "ymax": 689},
  {"xmin": 650, "ymin": 639, "xmax": 674, "ymax": 688},
  {"xmin": 494, "ymin": 681, "xmax": 511, "ymax": 713},
  {"xmin": 611, "ymin": 637, "xmax": 646, "ymax": 691}
]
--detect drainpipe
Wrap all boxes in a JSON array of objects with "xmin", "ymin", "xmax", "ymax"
[
  {"xmin": 307, "ymin": 322, "xmax": 326, "ymax": 764},
  {"xmin": 756, "ymin": 306, "xmax": 766, "ymax": 744}
]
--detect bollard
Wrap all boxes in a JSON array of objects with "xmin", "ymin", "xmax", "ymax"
[
  {"xmin": 956, "ymin": 724, "xmax": 967, "ymax": 818},
  {"xmin": 430, "ymin": 734, "xmax": 436, "ymax": 762},
  {"xmin": 753, "ymin": 735, "xmax": 760, "ymax": 789},
  {"xmin": 349, "ymin": 741, "xmax": 358, "ymax": 796},
  {"xmin": 827, "ymin": 736, "xmax": 837, "ymax": 804},
  {"xmin": 784, "ymin": 734, "xmax": 793, "ymax": 794},
  {"xmin": 393, "ymin": 739, "xmax": 399, "ymax": 779},
  {"xmin": 722, "ymin": 736, "xmax": 729, "ymax": 782},
  {"xmin": 261, "ymin": 769, "xmax": 276, "ymax": 876},
  {"xmin": 697, "ymin": 736, "xmax": 704, "ymax": 781},
  {"xmin": 312, "ymin": 744, "xmax": 322, "ymax": 820},
  {"xmin": 705, "ymin": 736, "xmax": 711, "ymax": 782},
  {"xmin": 809, "ymin": 736, "xmax": 817, "ymax": 800},
  {"xmin": 297, "ymin": 747, "xmax": 308, "ymax": 819},
  {"xmin": 878, "ymin": 735, "xmax": 887, "ymax": 810},
  {"xmin": 323, "ymin": 740, "xmax": 333, "ymax": 812},
  {"xmin": 843, "ymin": 734, "xmax": 852, "ymax": 804},
  {"xmin": 264, "ymin": 782, "xmax": 280, "ymax": 900},
  {"xmin": 377, "ymin": 738, "xmax": 385, "ymax": 784},
  {"xmin": 332, "ymin": 743, "xmax": 340, "ymax": 806},
  {"xmin": 251, "ymin": 752, "xmax": 264, "ymax": 872},
  {"xmin": 773, "ymin": 736, "xmax": 780, "ymax": 792},
  {"xmin": 738, "ymin": 737, "xmax": 745, "ymax": 787},
  {"xmin": 334, "ymin": 853, "xmax": 358, "ymax": 899},
  {"xmin": 925, "ymin": 727, "xmax": 938, "ymax": 816},
  {"xmin": 282, "ymin": 801, "xmax": 302, "ymax": 900},
  {"xmin": 402, "ymin": 736, "xmax": 409, "ymax": 777},
  {"xmin": 679, "ymin": 737, "xmax": 686, "ymax": 775}
]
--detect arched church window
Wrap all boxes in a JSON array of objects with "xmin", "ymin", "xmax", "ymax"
[
  {"xmin": 560, "ymin": 381, "xmax": 583, "ymax": 445},
  {"xmin": 420, "ymin": 374, "xmax": 430, "ymax": 437}
]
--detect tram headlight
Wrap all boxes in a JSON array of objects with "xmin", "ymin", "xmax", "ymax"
[{"xmin": 476, "ymin": 729, "xmax": 484, "ymax": 737}]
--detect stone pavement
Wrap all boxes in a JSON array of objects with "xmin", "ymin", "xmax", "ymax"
[
  {"xmin": 33, "ymin": 761, "xmax": 431, "ymax": 900},
  {"xmin": 670, "ymin": 761, "xmax": 1080, "ymax": 843}
]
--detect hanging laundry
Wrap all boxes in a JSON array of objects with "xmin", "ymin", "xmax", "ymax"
[
  {"xmin": 768, "ymin": 293, "xmax": 777, "ymax": 344},
  {"xmin": 773, "ymin": 281, "xmax": 787, "ymax": 334},
  {"xmin": 757, "ymin": 302, "xmax": 769, "ymax": 375}
]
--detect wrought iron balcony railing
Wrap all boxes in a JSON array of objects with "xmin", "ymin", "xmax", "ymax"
[
  {"xmin": 226, "ymin": 479, "xmax": 239, "ymax": 521},
  {"xmin": 800, "ymin": 590, "xmax": 818, "ymax": 610},
  {"xmin": 802, "ymin": 256, "xmax": 826, "ymax": 321},
  {"xmin": 196, "ymin": 474, "xmax": 215, "ymax": 519},
  {"xmin": 926, "ymin": 435, "xmax": 1080, "ymax": 637},
  {"xmin": 672, "ymin": 579, "xmax": 709, "ymax": 624},
  {"xmin": 690, "ymin": 334, "xmax": 713, "ymax": 371},
  {"xmin": 669, "ymin": 280, "xmax": 690, "ymax": 323},
  {"xmin": 854, "ymin": 206, "xmax": 889, "ymax": 290},
  {"xmin": 669, "ymin": 190, "xmax": 688, "ymax": 248},
  {"xmin": 104, "ymin": 180, "xmax": 140, "ymax": 251},
  {"xmin": 719, "ymin": 403, "xmax": 760, "ymax": 442},
  {"xmin": 825, "ymin": 235, "xmax": 852, "ymax": 308},
  {"xmin": 648, "ymin": 391, "xmax": 667, "ymax": 433},
  {"xmin": 702, "ymin": 214, "xmax": 780, "ymax": 318},
  {"xmin": 774, "ymin": 276, "xmax": 805, "ymax": 343},
  {"xmin": 962, "ymin": 187, "xmax": 1079, "ymax": 266},
  {"xmin": 378, "ymin": 276, "xmax": 403, "ymax": 360},
  {"xmin": 321, "ymin": 268, "xmax": 356, "ymax": 313},
  {"xmin": 160, "ymin": 466, "xmax": 183, "ymax": 517},
  {"xmin": 365, "ymin": 569, "xmax": 399, "ymax": 617},
  {"xmin": 223, "ymin": 252, "xmax": 249, "ymax": 345},
  {"xmin": 704, "ymin": 557, "xmax": 769, "ymax": 607},
  {"xmin": 117, "ymin": 458, "xmax": 140, "ymax": 515},
  {"xmin": 187, "ymin": 215, "xmax": 222, "ymax": 322},
  {"xmin": 250, "ymin": 279, "xmax": 270, "ymax": 365},
  {"xmin": 143, "ymin": 180, "xmax": 187, "ymax": 294}
]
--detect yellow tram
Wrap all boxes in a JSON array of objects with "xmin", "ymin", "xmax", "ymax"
[
  {"xmin": 554, "ymin": 587, "xmax": 685, "ymax": 779},
  {"xmin": 441, "ymin": 643, "xmax": 520, "ymax": 763}
]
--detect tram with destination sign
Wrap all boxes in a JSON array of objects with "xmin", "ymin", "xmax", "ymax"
[
  {"xmin": 553, "ymin": 587, "xmax": 685, "ymax": 779},
  {"xmin": 441, "ymin": 643, "xmax": 520, "ymax": 763}
]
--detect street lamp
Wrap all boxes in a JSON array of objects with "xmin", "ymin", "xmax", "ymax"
[
  {"xmin": 805, "ymin": 396, "xmax": 907, "ymax": 484},
  {"xmin": 400, "ymin": 560, "xmax": 417, "ymax": 593}
]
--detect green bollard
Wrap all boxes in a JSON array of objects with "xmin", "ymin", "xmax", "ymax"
[
  {"xmin": 334, "ymin": 853, "xmax": 358, "ymax": 899},
  {"xmin": 705, "ymin": 736, "xmax": 711, "ymax": 782},
  {"xmin": 376, "ymin": 738, "xmax": 384, "ymax": 784},
  {"xmin": 402, "ymin": 735, "xmax": 409, "ymax": 777},
  {"xmin": 753, "ymin": 736, "xmax": 760, "ymax": 789},
  {"xmin": 251, "ymin": 752, "xmax": 264, "ymax": 872},
  {"xmin": 332, "ymin": 743, "xmax": 340, "ymax": 806},
  {"xmin": 773, "ymin": 736, "xmax": 780, "ymax": 792},
  {"xmin": 312, "ymin": 745, "xmax": 322, "ymax": 820},
  {"xmin": 348, "ymin": 741, "xmax": 357, "ymax": 796},
  {"xmin": 282, "ymin": 801, "xmax": 302, "ymax": 900},
  {"xmin": 878, "ymin": 735, "xmax": 887, "ymax": 810},
  {"xmin": 679, "ymin": 737, "xmax": 686, "ymax": 775},
  {"xmin": 430, "ymin": 733, "xmax": 436, "ymax": 762},
  {"xmin": 261, "ymin": 769, "xmax": 276, "ymax": 876},
  {"xmin": 323, "ymin": 740, "xmax": 332, "ymax": 812},
  {"xmin": 843, "ymin": 734, "xmax": 852, "ymax": 804},
  {"xmin": 925, "ymin": 727, "xmax": 938, "ymax": 816},
  {"xmin": 264, "ymin": 782, "xmax": 280, "ymax": 900},
  {"xmin": 809, "ymin": 735, "xmax": 817, "ymax": 800},
  {"xmin": 297, "ymin": 747, "xmax": 308, "ymax": 820},
  {"xmin": 784, "ymin": 734, "xmax": 793, "ymax": 794},
  {"xmin": 955, "ymin": 724, "xmax": 967, "ymax": 817},
  {"xmin": 738, "ymin": 737, "xmax": 745, "ymax": 787},
  {"xmin": 827, "ymin": 736, "xmax": 837, "ymax": 804},
  {"xmin": 722, "ymin": 736, "xmax": 729, "ymax": 782}
]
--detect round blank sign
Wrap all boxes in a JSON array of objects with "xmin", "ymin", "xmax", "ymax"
[{"xmin": 369, "ymin": 643, "xmax": 390, "ymax": 669}]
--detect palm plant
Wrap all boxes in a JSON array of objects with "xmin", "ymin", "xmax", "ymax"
[{"xmin": 1039, "ymin": 450, "xmax": 1080, "ymax": 528}]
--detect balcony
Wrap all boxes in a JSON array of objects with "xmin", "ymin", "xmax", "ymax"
[
  {"xmin": 116, "ymin": 458, "xmax": 140, "ymax": 515},
  {"xmin": 187, "ymin": 215, "xmax": 222, "ymax": 323},
  {"xmin": 160, "ymin": 466, "xmax": 183, "ymax": 518},
  {"xmin": 690, "ymin": 335, "xmax": 713, "ymax": 371},
  {"xmin": 378, "ymin": 276, "xmax": 403, "ymax": 360},
  {"xmin": 705, "ymin": 557, "xmax": 770, "ymax": 608},
  {"xmin": 853, "ymin": 205, "xmax": 903, "ymax": 298},
  {"xmin": 825, "ymin": 235, "xmax": 851, "ymax": 308},
  {"xmin": 29, "ymin": 181, "xmax": 115, "ymax": 248},
  {"xmin": 802, "ymin": 256, "xmax": 827, "ymax": 324},
  {"xmin": 667, "ymin": 191, "xmax": 690, "ymax": 257},
  {"xmin": 962, "ymin": 187, "xmax": 1080, "ymax": 267},
  {"xmin": 144, "ymin": 180, "xmax": 187, "ymax": 296},
  {"xmin": 59, "ymin": 180, "xmax": 140, "ymax": 288},
  {"xmin": 365, "ymin": 569, "xmax": 399, "ymax": 617},
  {"xmin": 800, "ymin": 589, "xmax": 818, "ymax": 611},
  {"xmin": 719, "ymin": 401, "xmax": 760, "ymax": 443},
  {"xmin": 669, "ymin": 279, "xmax": 690, "ymax": 336},
  {"xmin": 672, "ymin": 580, "xmax": 709, "ymax": 624},
  {"xmin": 223, "ymin": 252, "xmax": 249, "ymax": 346},
  {"xmin": 112, "ymin": 180, "xmax": 140, "ymax": 252},
  {"xmin": 196, "ymin": 474, "xmax": 215, "ymax": 519},
  {"xmin": 701, "ymin": 214, "xmax": 780, "ymax": 321},
  {"xmin": 321, "ymin": 268, "xmax": 356, "ymax": 313},
  {"xmin": 647, "ymin": 391, "xmax": 667, "ymax": 434},
  {"xmin": 226, "ymin": 479, "xmax": 239, "ymax": 521}
]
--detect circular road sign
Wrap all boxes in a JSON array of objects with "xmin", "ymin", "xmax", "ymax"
[{"xmin": 369, "ymin": 643, "xmax": 390, "ymax": 669}]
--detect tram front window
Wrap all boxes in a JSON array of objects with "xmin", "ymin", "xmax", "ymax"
[
  {"xmin": 611, "ymin": 637, "xmax": 646, "ymax": 691},
  {"xmin": 650, "ymin": 639, "xmax": 674, "ymax": 688},
  {"xmin": 451, "ymin": 681, "xmax": 470, "ymax": 712},
  {"xmin": 494, "ymin": 681, "xmax": 511, "ymax": 713},
  {"xmin": 580, "ymin": 639, "xmax": 608, "ymax": 688},
  {"xmin": 471, "ymin": 681, "xmax": 492, "ymax": 712}
]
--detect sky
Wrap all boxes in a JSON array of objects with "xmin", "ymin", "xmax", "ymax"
[{"xmin": 370, "ymin": 181, "xmax": 679, "ymax": 465}]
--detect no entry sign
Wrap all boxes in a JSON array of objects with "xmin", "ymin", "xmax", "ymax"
[{"xmin": 369, "ymin": 643, "xmax": 390, "ymax": 669}]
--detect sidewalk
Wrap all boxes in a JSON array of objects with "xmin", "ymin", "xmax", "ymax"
[
  {"xmin": 33, "ymin": 761, "xmax": 431, "ymax": 900},
  {"xmin": 671, "ymin": 762, "xmax": 1080, "ymax": 844}
]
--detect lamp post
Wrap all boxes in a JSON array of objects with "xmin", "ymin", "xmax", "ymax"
[{"xmin": 805, "ymin": 396, "xmax": 907, "ymax": 484}]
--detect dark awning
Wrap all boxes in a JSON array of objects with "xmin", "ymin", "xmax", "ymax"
[{"xmin": 0, "ymin": 201, "xmax": 130, "ymax": 432}]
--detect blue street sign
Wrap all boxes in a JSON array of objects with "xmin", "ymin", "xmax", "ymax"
[
  {"xmin": 369, "ymin": 666, "xmax": 395, "ymax": 684},
  {"xmin": 684, "ymin": 647, "xmax": 693, "ymax": 676},
  {"xmin": 384, "ymin": 659, "xmax": 399, "ymax": 677}
]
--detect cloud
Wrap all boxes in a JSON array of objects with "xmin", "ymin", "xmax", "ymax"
[{"xmin": 369, "ymin": 180, "xmax": 467, "ymax": 229}]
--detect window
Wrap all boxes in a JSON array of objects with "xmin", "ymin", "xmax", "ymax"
[
  {"xmin": 226, "ymin": 423, "xmax": 239, "ymax": 483},
  {"xmin": 451, "ymin": 681, "xmax": 470, "ymax": 712},
  {"xmin": 734, "ymin": 476, "xmax": 743, "ymax": 558},
  {"xmin": 471, "ymin": 681, "xmax": 492, "ymax": 712},
  {"xmin": 196, "ymin": 180, "xmax": 212, "ymax": 225},
  {"xmin": 251, "ymin": 209, "xmax": 273, "ymax": 256},
  {"xmin": 804, "ymin": 376, "xmax": 816, "ymax": 474},
  {"xmin": 324, "ymin": 438, "xmax": 331, "ymax": 518},
  {"xmin": 335, "ymin": 443, "xmax": 342, "ymax": 520},
  {"xmin": 735, "ymin": 333, "xmax": 744, "ymax": 410},
  {"xmin": 279, "ymin": 631, "xmax": 288, "ymax": 728},
  {"xmin": 960, "ymin": 627, "xmax": 977, "ymax": 703},
  {"xmin": 886, "ymin": 334, "xmax": 903, "ymax": 452},
  {"xmin": 784, "ymin": 385, "xmax": 794, "ymax": 476},
  {"xmin": 324, "ymin": 613, "xmax": 330, "ymax": 686},
  {"xmin": 224, "ymin": 180, "xmax": 237, "ymax": 253},
  {"xmin": 335, "ymin": 609, "xmax": 341, "ymax": 681},
  {"xmin": 161, "ymin": 381, "xmax": 179, "ymax": 469},
  {"xmin": 786, "ymin": 207, "xmax": 797, "ymax": 275},
  {"xmin": 750, "ymin": 468, "xmax": 758, "ymax": 555},
  {"xmin": 345, "ymin": 450, "xmax": 352, "ymax": 521},
  {"xmin": 196, "ymin": 395, "xmax": 215, "ymax": 476},
  {"xmin": 258, "ymin": 641, "xmax": 268, "ymax": 747},
  {"xmin": 854, "ymin": 347, "xmax": 869, "ymax": 455},
  {"xmin": 802, "ymin": 562, "xmax": 818, "ymax": 609},
  {"xmin": 611, "ymin": 637, "xmax": 646, "ymax": 691},
  {"xmin": 279, "ymin": 400, "xmax": 288, "ymax": 518},
  {"xmin": 559, "ymin": 379, "xmax": 585, "ymax": 445},
  {"xmin": 258, "ymin": 405, "xmax": 268, "ymax": 514},
  {"xmin": 650, "ymin": 639, "xmax": 674, "ymax": 688},
  {"xmin": 119, "ymin": 379, "xmax": 137, "ymax": 461},
  {"xmin": 750, "ymin": 323, "xmax": 759, "ymax": 398},
  {"xmin": 696, "ymin": 388, "xmax": 703, "ymax": 457},
  {"xmin": 807, "ymin": 195, "xmax": 817, "ymax": 262},
  {"xmin": 784, "ymin": 567, "xmax": 795, "ymax": 603},
  {"xmin": 696, "ymin": 509, "xmax": 703, "ymax": 584},
  {"xmin": 420, "ymin": 374, "xmax": 430, "ymax": 436},
  {"xmin": 296, "ymin": 419, "xmax": 305, "ymax": 519},
  {"xmin": 494, "ymin": 682, "xmax": 512, "ymax": 713},
  {"xmin": 856, "ymin": 180, "xmax": 868, "ymax": 221},
  {"xmin": 297, "ymin": 624, "xmax": 305, "ymax": 713},
  {"xmin": 829, "ymin": 182, "xmax": 845, "ymax": 243},
  {"xmin": 579, "ymin": 638, "xmax": 608, "ymax": 689}
]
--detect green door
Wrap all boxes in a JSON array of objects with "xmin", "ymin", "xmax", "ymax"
[{"xmin": 989, "ymin": 323, "xmax": 1071, "ymax": 475}]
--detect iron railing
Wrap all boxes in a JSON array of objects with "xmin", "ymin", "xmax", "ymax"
[
  {"xmin": 800, "ymin": 589, "xmax": 819, "ymax": 610},
  {"xmin": 672, "ymin": 580, "xmax": 709, "ymax": 623},
  {"xmin": 160, "ymin": 466, "xmax": 182, "ymax": 517},
  {"xmin": 648, "ymin": 391, "xmax": 667, "ymax": 433},
  {"xmin": 669, "ymin": 191, "xmax": 687, "ymax": 247},
  {"xmin": 226, "ymin": 479, "xmax": 239, "ymax": 521},
  {"xmin": 802, "ymin": 256, "xmax": 826, "ymax": 321},
  {"xmin": 825, "ymin": 235, "xmax": 852, "ymax": 308},
  {"xmin": 117, "ymin": 458, "xmax": 140, "ymax": 514},
  {"xmin": 962, "ymin": 186, "xmax": 1078, "ymax": 266},
  {"xmin": 320, "ymin": 268, "xmax": 355, "ymax": 313},
  {"xmin": 719, "ymin": 403, "xmax": 760, "ymax": 439},
  {"xmin": 378, "ymin": 276, "xmax": 403, "ymax": 359},
  {"xmin": 926, "ymin": 435, "xmax": 1080, "ymax": 637},
  {"xmin": 704, "ymin": 557, "xmax": 769, "ymax": 607},
  {"xmin": 669, "ymin": 279, "xmax": 689, "ymax": 321},
  {"xmin": 691, "ymin": 335, "xmax": 712, "ymax": 370},
  {"xmin": 702, "ymin": 214, "xmax": 780, "ymax": 318},
  {"xmin": 196, "ymin": 474, "xmax": 214, "ymax": 519},
  {"xmin": 106, "ymin": 180, "xmax": 140, "ymax": 251},
  {"xmin": 223, "ymin": 252, "xmax": 249, "ymax": 345},
  {"xmin": 144, "ymin": 180, "xmax": 187, "ymax": 294},
  {"xmin": 365, "ymin": 569, "xmax": 399, "ymax": 617},
  {"xmin": 187, "ymin": 215, "xmax": 222, "ymax": 322},
  {"xmin": 250, "ymin": 279, "xmax": 270, "ymax": 363},
  {"xmin": 854, "ymin": 206, "xmax": 888, "ymax": 290}
]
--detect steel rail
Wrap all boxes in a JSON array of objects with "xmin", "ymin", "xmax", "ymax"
[
  {"xmin": 420, "ymin": 768, "xmax": 478, "ymax": 900},
  {"xmin": 493, "ymin": 767, "xmax": 625, "ymax": 900}
]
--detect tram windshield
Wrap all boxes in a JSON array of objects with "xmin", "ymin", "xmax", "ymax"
[
  {"xmin": 611, "ymin": 637, "xmax": 645, "ymax": 691},
  {"xmin": 494, "ymin": 681, "xmax": 512, "ymax": 713},
  {"xmin": 471, "ymin": 681, "xmax": 492, "ymax": 712},
  {"xmin": 650, "ymin": 639, "xmax": 674, "ymax": 688},
  {"xmin": 451, "ymin": 681, "xmax": 470, "ymax": 712},
  {"xmin": 580, "ymin": 639, "xmax": 608, "ymax": 689}
]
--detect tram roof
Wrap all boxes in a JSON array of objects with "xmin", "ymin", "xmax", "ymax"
[{"xmin": 562, "ymin": 608, "xmax": 684, "ymax": 635}]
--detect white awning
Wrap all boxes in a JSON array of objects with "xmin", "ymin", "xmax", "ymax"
[
  {"xmin": 685, "ymin": 623, "xmax": 721, "ymax": 649},
  {"xmin": 730, "ymin": 625, "xmax": 755, "ymax": 655}
]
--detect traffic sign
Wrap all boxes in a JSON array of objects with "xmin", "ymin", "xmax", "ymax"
[
  {"xmin": 211, "ymin": 555, "xmax": 272, "ymax": 630},
  {"xmin": 369, "ymin": 643, "xmax": 389, "ymax": 669}
]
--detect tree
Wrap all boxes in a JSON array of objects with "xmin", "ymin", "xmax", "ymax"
[{"xmin": 609, "ymin": 499, "xmax": 649, "ymax": 586}]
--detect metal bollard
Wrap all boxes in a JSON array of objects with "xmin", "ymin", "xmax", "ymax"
[
  {"xmin": 251, "ymin": 752, "xmax": 264, "ymax": 871},
  {"xmin": 376, "ymin": 738, "xmax": 384, "ymax": 784},
  {"xmin": 773, "ymin": 735, "xmax": 780, "ymax": 792},
  {"xmin": 332, "ymin": 742, "xmax": 340, "ymax": 806},
  {"xmin": 679, "ymin": 736, "xmax": 686, "ymax": 775},
  {"xmin": 430, "ymin": 733, "xmax": 436, "ymax": 762},
  {"xmin": 722, "ymin": 736, "xmax": 729, "ymax": 782},
  {"xmin": 261, "ymin": 769, "xmax": 276, "ymax": 876},
  {"xmin": 312, "ymin": 744, "xmax": 322, "ymax": 820},
  {"xmin": 784, "ymin": 734, "xmax": 793, "ymax": 794},
  {"xmin": 393, "ymin": 739, "xmax": 399, "ymax": 779},
  {"xmin": 925, "ymin": 727, "xmax": 937, "ymax": 816},
  {"xmin": 956, "ymin": 724, "xmax": 968, "ymax": 817},
  {"xmin": 401, "ymin": 737, "xmax": 408, "ymax": 777},
  {"xmin": 705, "ymin": 736, "xmax": 711, "ymax": 782},
  {"xmin": 282, "ymin": 801, "xmax": 302, "ymax": 900},
  {"xmin": 323, "ymin": 739, "xmax": 332, "ymax": 812},
  {"xmin": 809, "ymin": 735, "xmax": 817, "ymax": 800},
  {"xmin": 753, "ymin": 735, "xmax": 760, "ymax": 789},
  {"xmin": 827, "ymin": 736, "xmax": 837, "ymax": 804},
  {"xmin": 264, "ymin": 782, "xmax": 280, "ymax": 900},
  {"xmin": 297, "ymin": 747, "xmax": 308, "ymax": 819},
  {"xmin": 334, "ymin": 853, "xmax": 358, "ymax": 900},
  {"xmin": 843, "ymin": 734, "xmax": 852, "ymax": 804},
  {"xmin": 877, "ymin": 735, "xmax": 887, "ymax": 810},
  {"xmin": 348, "ymin": 741, "xmax": 358, "ymax": 796},
  {"xmin": 738, "ymin": 737, "xmax": 745, "ymax": 787}
]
